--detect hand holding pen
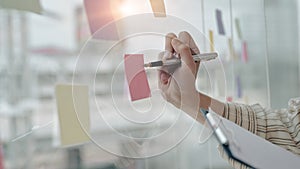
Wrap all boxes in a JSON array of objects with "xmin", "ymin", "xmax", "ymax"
[
  {"xmin": 156, "ymin": 32, "xmax": 220, "ymax": 116},
  {"xmin": 144, "ymin": 51, "xmax": 218, "ymax": 68}
]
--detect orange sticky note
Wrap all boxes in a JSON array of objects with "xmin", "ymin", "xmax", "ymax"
[
  {"xmin": 124, "ymin": 54, "xmax": 151, "ymax": 101},
  {"xmin": 84, "ymin": 0, "xmax": 119, "ymax": 40},
  {"xmin": 149, "ymin": 0, "xmax": 166, "ymax": 17}
]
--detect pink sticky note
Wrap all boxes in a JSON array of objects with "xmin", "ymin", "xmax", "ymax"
[
  {"xmin": 0, "ymin": 144, "xmax": 3, "ymax": 169},
  {"xmin": 242, "ymin": 41, "xmax": 248, "ymax": 62},
  {"xmin": 84, "ymin": 0, "xmax": 119, "ymax": 40},
  {"xmin": 226, "ymin": 96, "xmax": 233, "ymax": 102},
  {"xmin": 124, "ymin": 54, "xmax": 151, "ymax": 101}
]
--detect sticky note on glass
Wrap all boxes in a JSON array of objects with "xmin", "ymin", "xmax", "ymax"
[
  {"xmin": 228, "ymin": 38, "xmax": 237, "ymax": 60},
  {"xmin": 242, "ymin": 41, "xmax": 248, "ymax": 62},
  {"xmin": 149, "ymin": 0, "xmax": 166, "ymax": 17},
  {"xmin": 0, "ymin": 145, "xmax": 3, "ymax": 169},
  {"xmin": 226, "ymin": 96, "xmax": 233, "ymax": 102},
  {"xmin": 209, "ymin": 30, "xmax": 214, "ymax": 52},
  {"xmin": 55, "ymin": 84, "xmax": 90, "ymax": 146},
  {"xmin": 216, "ymin": 9, "xmax": 225, "ymax": 35},
  {"xmin": 124, "ymin": 54, "xmax": 151, "ymax": 101},
  {"xmin": 0, "ymin": 0, "xmax": 42, "ymax": 14},
  {"xmin": 236, "ymin": 75, "xmax": 242, "ymax": 98},
  {"xmin": 84, "ymin": 0, "xmax": 119, "ymax": 40},
  {"xmin": 235, "ymin": 18, "xmax": 242, "ymax": 39}
]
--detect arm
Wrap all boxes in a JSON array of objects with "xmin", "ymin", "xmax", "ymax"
[
  {"xmin": 223, "ymin": 101, "xmax": 300, "ymax": 155},
  {"xmin": 159, "ymin": 31, "xmax": 300, "ymax": 169},
  {"xmin": 218, "ymin": 100, "xmax": 300, "ymax": 169},
  {"xmin": 159, "ymin": 32, "xmax": 300, "ymax": 152},
  {"xmin": 197, "ymin": 93, "xmax": 225, "ymax": 123},
  {"xmin": 198, "ymin": 80, "xmax": 300, "ymax": 156}
]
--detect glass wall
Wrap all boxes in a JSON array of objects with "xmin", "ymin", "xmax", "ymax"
[{"xmin": 0, "ymin": 0, "xmax": 299, "ymax": 169}]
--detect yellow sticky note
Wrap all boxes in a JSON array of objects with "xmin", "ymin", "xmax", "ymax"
[
  {"xmin": 228, "ymin": 38, "xmax": 237, "ymax": 60},
  {"xmin": 209, "ymin": 30, "xmax": 214, "ymax": 52},
  {"xmin": 55, "ymin": 84, "xmax": 90, "ymax": 146},
  {"xmin": 149, "ymin": 0, "xmax": 166, "ymax": 17}
]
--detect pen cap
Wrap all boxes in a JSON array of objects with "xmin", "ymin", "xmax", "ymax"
[{"xmin": 150, "ymin": 61, "xmax": 163, "ymax": 67}]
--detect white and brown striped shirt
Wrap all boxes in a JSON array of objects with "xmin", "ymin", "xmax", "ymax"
[{"xmin": 219, "ymin": 98, "xmax": 300, "ymax": 169}]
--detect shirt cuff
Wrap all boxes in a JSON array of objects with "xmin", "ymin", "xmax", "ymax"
[{"xmin": 222, "ymin": 102, "xmax": 260, "ymax": 134}]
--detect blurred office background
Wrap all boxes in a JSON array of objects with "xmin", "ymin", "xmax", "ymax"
[{"xmin": 0, "ymin": 0, "xmax": 299, "ymax": 168}]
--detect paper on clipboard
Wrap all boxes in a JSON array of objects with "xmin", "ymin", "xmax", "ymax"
[{"xmin": 219, "ymin": 115, "xmax": 300, "ymax": 169}]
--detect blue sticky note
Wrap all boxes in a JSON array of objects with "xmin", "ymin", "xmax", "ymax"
[{"xmin": 216, "ymin": 9, "xmax": 225, "ymax": 35}]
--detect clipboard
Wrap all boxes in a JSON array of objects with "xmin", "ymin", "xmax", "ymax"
[{"xmin": 200, "ymin": 108, "xmax": 300, "ymax": 169}]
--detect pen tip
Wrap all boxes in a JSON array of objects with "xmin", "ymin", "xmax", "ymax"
[{"xmin": 144, "ymin": 63, "xmax": 150, "ymax": 67}]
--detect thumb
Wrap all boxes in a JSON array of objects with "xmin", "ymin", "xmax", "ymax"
[{"xmin": 171, "ymin": 38, "xmax": 195, "ymax": 70}]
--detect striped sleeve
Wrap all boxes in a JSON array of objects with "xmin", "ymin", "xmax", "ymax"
[
  {"xmin": 219, "ymin": 99, "xmax": 300, "ymax": 169},
  {"xmin": 222, "ymin": 102, "xmax": 257, "ymax": 134}
]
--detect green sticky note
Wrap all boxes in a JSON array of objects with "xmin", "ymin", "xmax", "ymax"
[
  {"xmin": 0, "ymin": 0, "xmax": 42, "ymax": 14},
  {"xmin": 235, "ymin": 18, "xmax": 242, "ymax": 39}
]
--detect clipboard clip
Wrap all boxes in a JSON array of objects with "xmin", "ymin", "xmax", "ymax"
[
  {"xmin": 200, "ymin": 108, "xmax": 229, "ymax": 145},
  {"xmin": 200, "ymin": 108, "xmax": 256, "ymax": 169}
]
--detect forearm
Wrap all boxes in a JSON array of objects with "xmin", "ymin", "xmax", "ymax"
[
  {"xmin": 219, "ymin": 100, "xmax": 300, "ymax": 169},
  {"xmin": 196, "ymin": 93, "xmax": 225, "ymax": 123}
]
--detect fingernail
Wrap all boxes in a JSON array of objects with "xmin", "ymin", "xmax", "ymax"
[
  {"xmin": 171, "ymin": 38, "xmax": 180, "ymax": 46},
  {"xmin": 163, "ymin": 50, "xmax": 172, "ymax": 59}
]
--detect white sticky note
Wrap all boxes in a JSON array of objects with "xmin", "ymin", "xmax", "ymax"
[
  {"xmin": 0, "ymin": 0, "xmax": 42, "ymax": 14},
  {"xmin": 55, "ymin": 84, "xmax": 90, "ymax": 146}
]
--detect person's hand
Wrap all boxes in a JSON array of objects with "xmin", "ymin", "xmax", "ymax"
[{"xmin": 158, "ymin": 31, "xmax": 201, "ymax": 118}]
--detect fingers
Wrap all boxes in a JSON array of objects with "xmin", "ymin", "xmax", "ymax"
[
  {"xmin": 158, "ymin": 69, "xmax": 171, "ymax": 97},
  {"xmin": 164, "ymin": 33, "xmax": 177, "ymax": 61},
  {"xmin": 178, "ymin": 31, "xmax": 200, "ymax": 55},
  {"xmin": 157, "ymin": 52, "xmax": 170, "ymax": 85},
  {"xmin": 178, "ymin": 31, "xmax": 200, "ymax": 74},
  {"xmin": 157, "ymin": 51, "xmax": 170, "ymax": 96},
  {"xmin": 171, "ymin": 38, "xmax": 195, "ymax": 71},
  {"xmin": 162, "ymin": 32, "xmax": 199, "ymax": 78},
  {"xmin": 165, "ymin": 31, "xmax": 200, "ymax": 55},
  {"xmin": 165, "ymin": 33, "xmax": 177, "ymax": 53}
]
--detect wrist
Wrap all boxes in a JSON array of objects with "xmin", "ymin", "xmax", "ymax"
[
  {"xmin": 199, "ymin": 93, "xmax": 211, "ymax": 110},
  {"xmin": 199, "ymin": 93, "xmax": 225, "ymax": 117}
]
